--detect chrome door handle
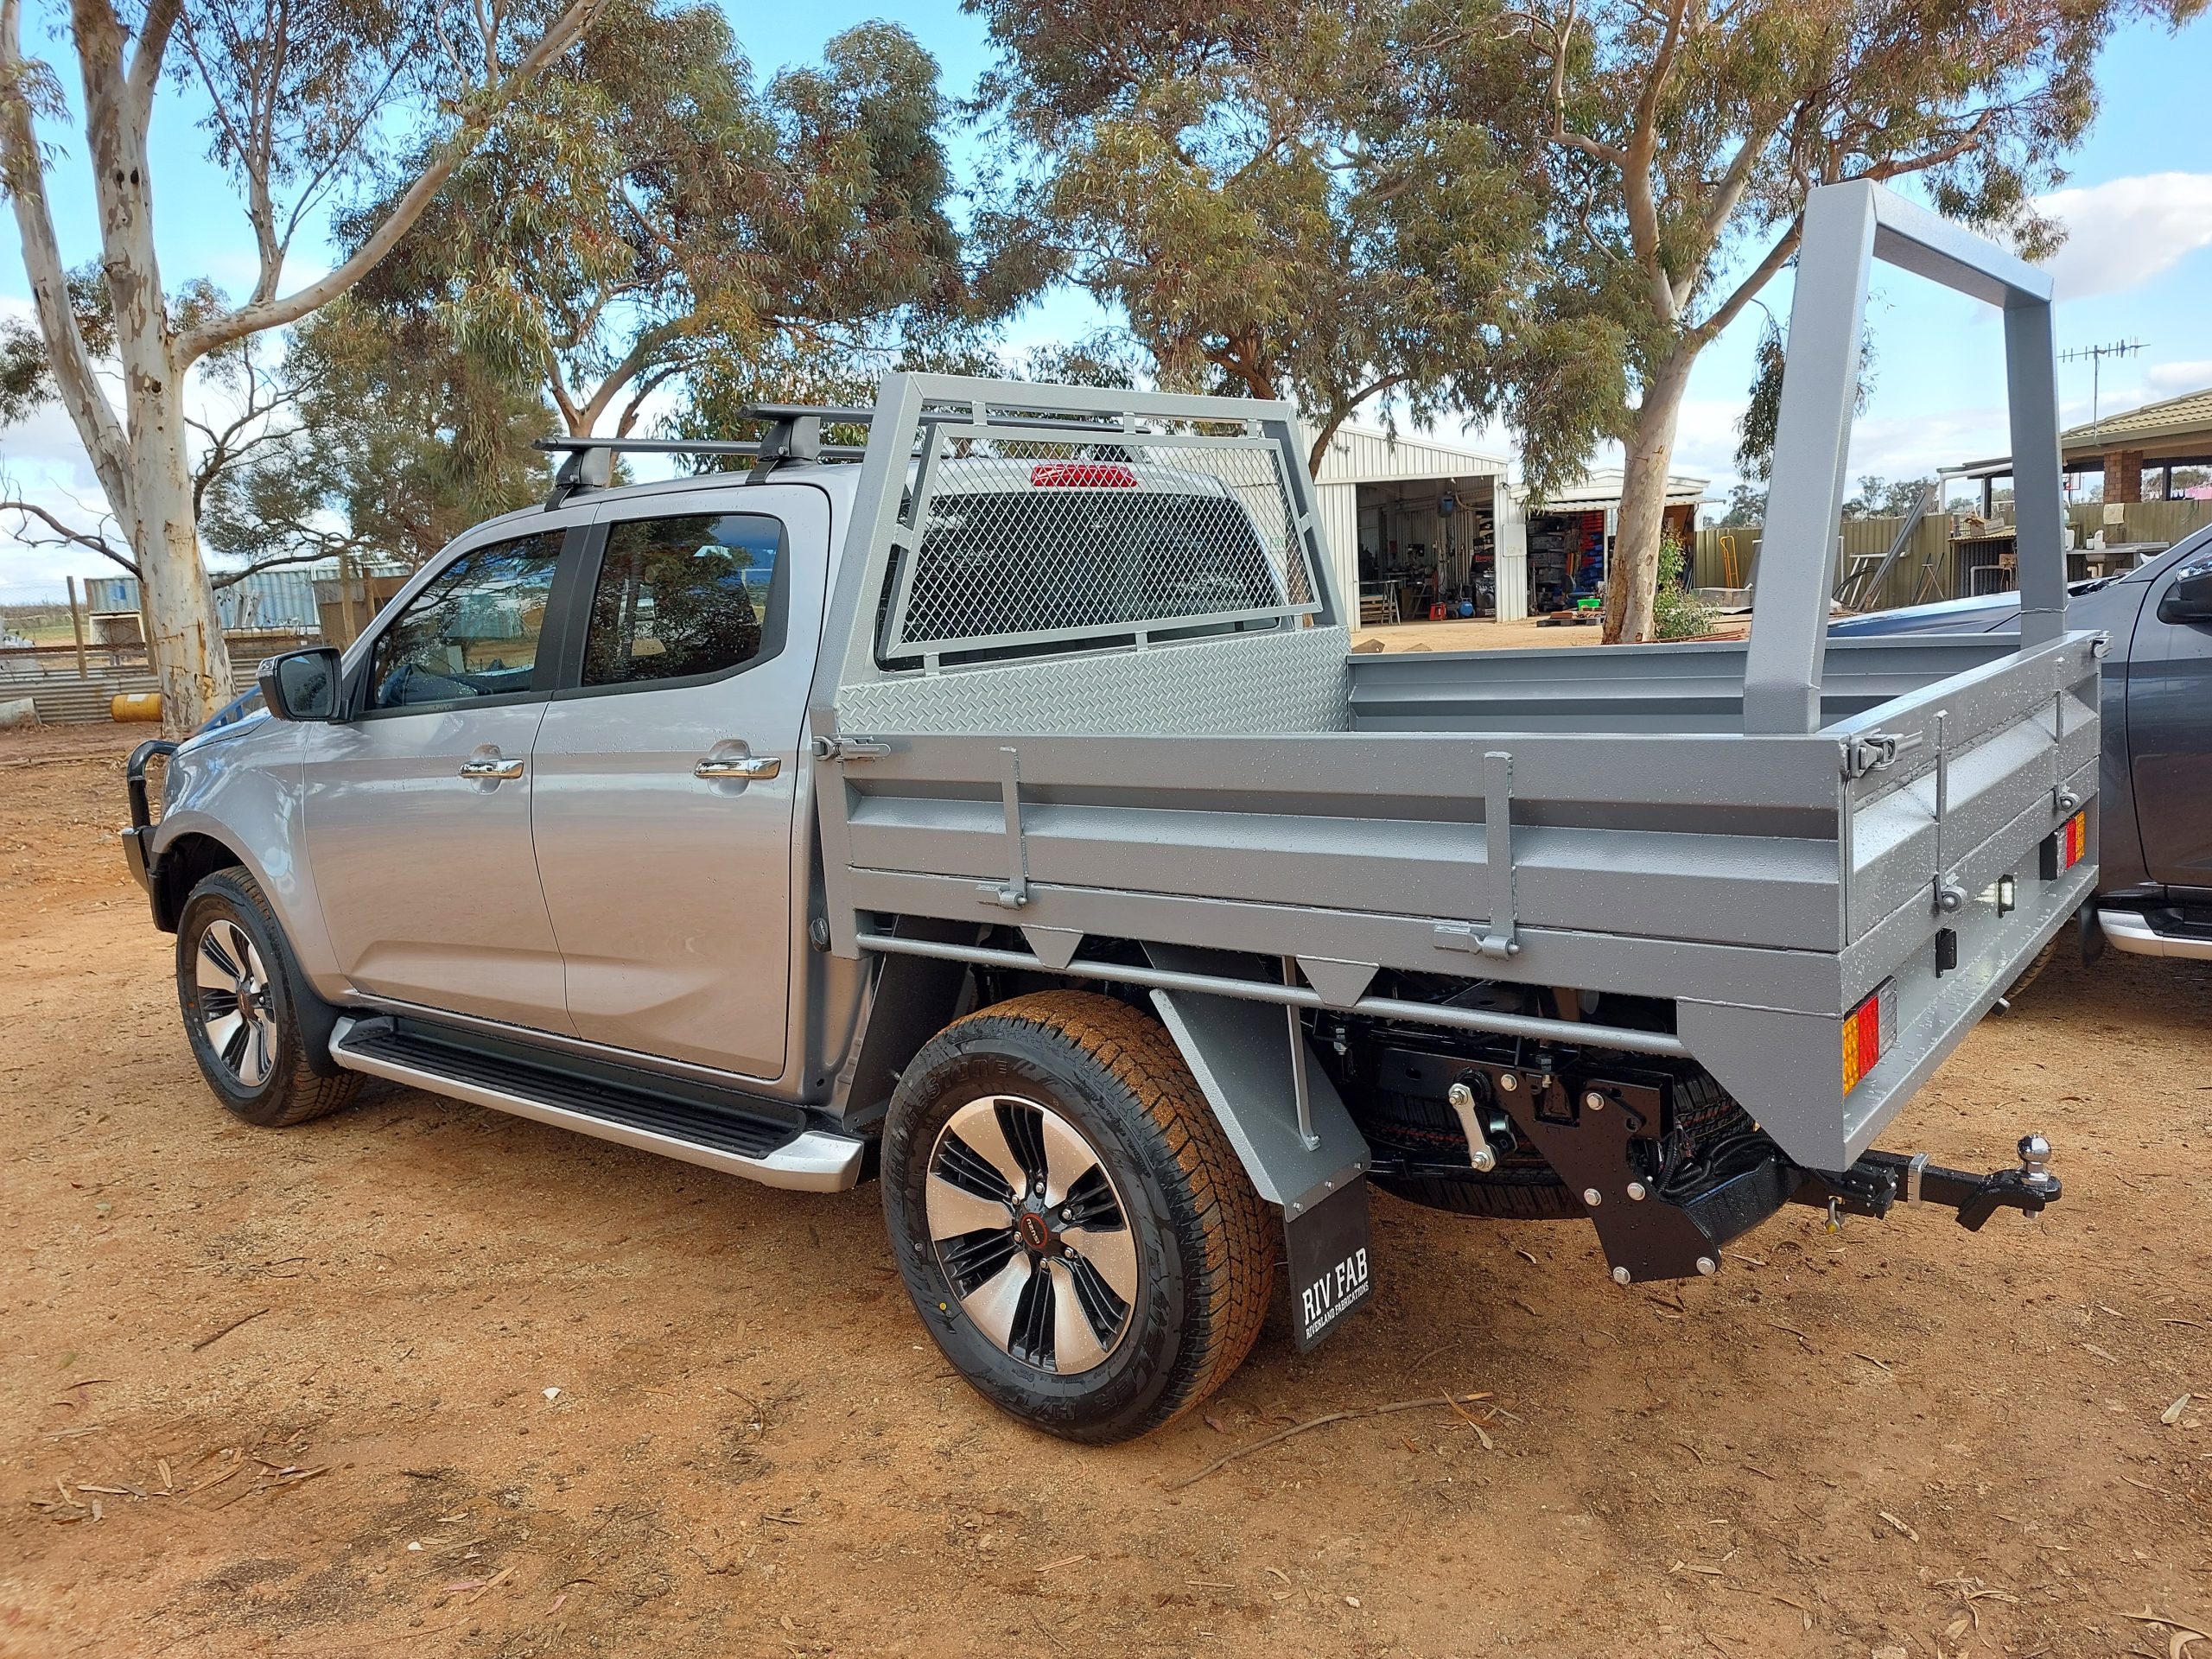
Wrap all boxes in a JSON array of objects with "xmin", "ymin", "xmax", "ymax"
[
  {"xmin": 458, "ymin": 757, "xmax": 525, "ymax": 780},
  {"xmin": 693, "ymin": 754, "xmax": 780, "ymax": 780}
]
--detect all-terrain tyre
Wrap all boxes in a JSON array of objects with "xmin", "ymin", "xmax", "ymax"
[
  {"xmin": 1993, "ymin": 933, "xmax": 2063, "ymax": 1012},
  {"xmin": 881, "ymin": 991, "xmax": 1274, "ymax": 1443},
  {"xmin": 175, "ymin": 868, "xmax": 361, "ymax": 1128}
]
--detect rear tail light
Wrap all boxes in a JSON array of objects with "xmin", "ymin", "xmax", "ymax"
[
  {"xmin": 1030, "ymin": 462, "xmax": 1138, "ymax": 487},
  {"xmin": 1842, "ymin": 978, "xmax": 1897, "ymax": 1094},
  {"xmin": 2040, "ymin": 809, "xmax": 2088, "ymax": 879}
]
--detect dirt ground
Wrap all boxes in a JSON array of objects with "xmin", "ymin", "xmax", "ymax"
[{"xmin": 3, "ymin": 720, "xmax": 2208, "ymax": 1659}]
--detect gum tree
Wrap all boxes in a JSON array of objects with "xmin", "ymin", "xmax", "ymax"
[
  {"xmin": 970, "ymin": 0, "xmax": 1543, "ymax": 474},
  {"xmin": 346, "ymin": 11, "xmax": 974, "ymax": 444},
  {"xmin": 1429, "ymin": 0, "xmax": 2199, "ymax": 641},
  {"xmin": 0, "ymin": 0, "xmax": 607, "ymax": 733}
]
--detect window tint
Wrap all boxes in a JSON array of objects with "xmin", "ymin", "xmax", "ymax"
[
  {"xmin": 582, "ymin": 512, "xmax": 781, "ymax": 687},
  {"xmin": 369, "ymin": 531, "xmax": 563, "ymax": 710}
]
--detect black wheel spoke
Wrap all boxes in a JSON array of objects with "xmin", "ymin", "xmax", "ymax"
[{"xmin": 925, "ymin": 1093, "xmax": 1136, "ymax": 1377}]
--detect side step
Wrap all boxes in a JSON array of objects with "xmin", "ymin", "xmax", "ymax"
[
  {"xmin": 2100, "ymin": 906, "xmax": 2212, "ymax": 962},
  {"xmin": 328, "ymin": 1015, "xmax": 866, "ymax": 1192}
]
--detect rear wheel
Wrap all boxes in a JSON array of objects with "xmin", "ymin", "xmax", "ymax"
[
  {"xmin": 175, "ymin": 868, "xmax": 360, "ymax": 1128},
  {"xmin": 1993, "ymin": 934, "xmax": 2063, "ymax": 1012},
  {"xmin": 881, "ymin": 991, "xmax": 1273, "ymax": 1443}
]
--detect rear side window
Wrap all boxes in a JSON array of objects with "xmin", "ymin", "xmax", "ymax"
[
  {"xmin": 368, "ymin": 531, "xmax": 563, "ymax": 710},
  {"xmin": 582, "ymin": 512, "xmax": 783, "ymax": 688}
]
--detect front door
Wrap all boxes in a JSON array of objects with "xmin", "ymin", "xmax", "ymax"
[
  {"xmin": 2132, "ymin": 544, "xmax": 2212, "ymax": 889},
  {"xmin": 529, "ymin": 486, "xmax": 827, "ymax": 1079},
  {"xmin": 302, "ymin": 524, "xmax": 579, "ymax": 1032}
]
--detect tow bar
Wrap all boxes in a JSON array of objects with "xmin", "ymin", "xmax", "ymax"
[{"xmin": 1793, "ymin": 1134, "xmax": 2063, "ymax": 1231}]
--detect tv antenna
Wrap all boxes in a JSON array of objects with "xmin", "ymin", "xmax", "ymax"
[{"xmin": 2058, "ymin": 339, "xmax": 2146, "ymax": 442}]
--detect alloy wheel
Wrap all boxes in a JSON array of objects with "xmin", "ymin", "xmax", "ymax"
[
  {"xmin": 925, "ymin": 1094, "xmax": 1138, "ymax": 1375},
  {"xmin": 194, "ymin": 918, "xmax": 278, "ymax": 1089}
]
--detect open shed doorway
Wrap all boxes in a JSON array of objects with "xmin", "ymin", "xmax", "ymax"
[
  {"xmin": 1354, "ymin": 475, "xmax": 1498, "ymax": 624},
  {"xmin": 1524, "ymin": 495, "xmax": 1699, "ymax": 620}
]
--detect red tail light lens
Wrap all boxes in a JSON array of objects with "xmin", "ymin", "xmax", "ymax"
[
  {"xmin": 1842, "ymin": 978, "xmax": 1897, "ymax": 1094},
  {"xmin": 2041, "ymin": 809, "xmax": 2088, "ymax": 879},
  {"xmin": 1030, "ymin": 462, "xmax": 1138, "ymax": 487}
]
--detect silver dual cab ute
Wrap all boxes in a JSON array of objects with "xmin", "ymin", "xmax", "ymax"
[{"xmin": 126, "ymin": 183, "xmax": 2087, "ymax": 1441}]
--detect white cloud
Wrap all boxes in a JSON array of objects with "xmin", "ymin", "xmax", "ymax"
[
  {"xmin": 2144, "ymin": 359, "xmax": 2212, "ymax": 397},
  {"xmin": 2035, "ymin": 172, "xmax": 2212, "ymax": 300}
]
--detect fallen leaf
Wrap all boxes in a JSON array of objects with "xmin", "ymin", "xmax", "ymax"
[
  {"xmin": 2162, "ymin": 1394, "xmax": 2193, "ymax": 1426},
  {"xmin": 2083, "ymin": 1342, "xmax": 2120, "ymax": 1364},
  {"xmin": 1878, "ymin": 1510, "xmax": 1920, "ymax": 1542}
]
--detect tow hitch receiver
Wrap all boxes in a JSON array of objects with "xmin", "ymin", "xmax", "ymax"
[{"xmin": 1793, "ymin": 1135, "xmax": 2063, "ymax": 1231}]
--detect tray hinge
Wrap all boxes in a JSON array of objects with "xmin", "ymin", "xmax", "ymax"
[
  {"xmin": 979, "ymin": 745, "xmax": 1030, "ymax": 910},
  {"xmin": 1843, "ymin": 728, "xmax": 1925, "ymax": 779},
  {"xmin": 1477, "ymin": 749, "xmax": 1521, "ymax": 959},
  {"xmin": 810, "ymin": 734, "xmax": 893, "ymax": 762}
]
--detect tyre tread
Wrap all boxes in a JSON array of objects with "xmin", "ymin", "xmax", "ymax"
[{"xmin": 928, "ymin": 990, "xmax": 1274, "ymax": 1433}]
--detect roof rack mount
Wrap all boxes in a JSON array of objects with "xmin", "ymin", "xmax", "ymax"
[{"xmin": 534, "ymin": 405, "xmax": 881, "ymax": 505}]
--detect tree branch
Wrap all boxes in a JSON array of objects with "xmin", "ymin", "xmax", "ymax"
[
  {"xmin": 0, "ymin": 0, "xmax": 134, "ymax": 516},
  {"xmin": 124, "ymin": 0, "xmax": 179, "ymax": 111},
  {"xmin": 0, "ymin": 495, "xmax": 137, "ymax": 569},
  {"xmin": 175, "ymin": 0, "xmax": 608, "ymax": 365},
  {"xmin": 1689, "ymin": 219, "xmax": 1800, "ymax": 347}
]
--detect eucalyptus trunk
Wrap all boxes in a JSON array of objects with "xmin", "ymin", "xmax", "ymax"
[
  {"xmin": 94, "ymin": 112, "xmax": 231, "ymax": 732},
  {"xmin": 1604, "ymin": 343, "xmax": 1696, "ymax": 645}
]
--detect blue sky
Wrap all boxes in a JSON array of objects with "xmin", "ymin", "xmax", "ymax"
[{"xmin": 3, "ymin": 3, "xmax": 2209, "ymax": 600}]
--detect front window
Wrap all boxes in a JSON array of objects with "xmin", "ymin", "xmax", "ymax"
[{"xmin": 368, "ymin": 531, "xmax": 563, "ymax": 710}]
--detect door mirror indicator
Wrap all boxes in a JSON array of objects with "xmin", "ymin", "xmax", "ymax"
[
  {"xmin": 257, "ymin": 646, "xmax": 346, "ymax": 721},
  {"xmin": 2158, "ymin": 564, "xmax": 2212, "ymax": 625}
]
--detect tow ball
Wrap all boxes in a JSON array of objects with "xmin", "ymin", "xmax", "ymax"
[{"xmin": 1794, "ymin": 1133, "xmax": 2063, "ymax": 1231}]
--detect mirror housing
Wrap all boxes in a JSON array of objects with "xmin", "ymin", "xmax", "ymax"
[
  {"xmin": 257, "ymin": 646, "xmax": 346, "ymax": 721},
  {"xmin": 2158, "ymin": 563, "xmax": 2212, "ymax": 626}
]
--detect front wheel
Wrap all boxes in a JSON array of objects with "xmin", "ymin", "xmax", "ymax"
[
  {"xmin": 881, "ymin": 991, "xmax": 1274, "ymax": 1443},
  {"xmin": 175, "ymin": 868, "xmax": 360, "ymax": 1128}
]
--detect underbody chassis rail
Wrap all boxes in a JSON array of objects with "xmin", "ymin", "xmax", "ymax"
[{"xmin": 1371, "ymin": 1063, "xmax": 2063, "ymax": 1284}]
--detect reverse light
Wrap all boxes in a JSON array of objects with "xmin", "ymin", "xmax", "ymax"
[
  {"xmin": 1842, "ymin": 978, "xmax": 1897, "ymax": 1094},
  {"xmin": 2040, "ymin": 809, "xmax": 2088, "ymax": 879},
  {"xmin": 1030, "ymin": 462, "xmax": 1138, "ymax": 487}
]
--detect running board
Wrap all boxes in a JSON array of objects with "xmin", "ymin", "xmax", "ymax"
[
  {"xmin": 2099, "ymin": 907, "xmax": 2212, "ymax": 962},
  {"xmin": 328, "ymin": 1016, "xmax": 866, "ymax": 1192}
]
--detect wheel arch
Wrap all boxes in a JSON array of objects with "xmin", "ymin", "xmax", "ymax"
[{"xmin": 153, "ymin": 830, "xmax": 246, "ymax": 932}]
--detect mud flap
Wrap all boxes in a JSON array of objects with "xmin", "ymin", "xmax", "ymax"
[{"xmin": 1284, "ymin": 1175, "xmax": 1374, "ymax": 1351}]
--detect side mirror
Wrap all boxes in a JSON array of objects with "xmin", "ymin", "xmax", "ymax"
[
  {"xmin": 257, "ymin": 646, "xmax": 346, "ymax": 721},
  {"xmin": 2158, "ymin": 563, "xmax": 2212, "ymax": 626}
]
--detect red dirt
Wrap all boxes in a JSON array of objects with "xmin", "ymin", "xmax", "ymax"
[{"xmin": 3, "ymin": 721, "xmax": 2208, "ymax": 1658}]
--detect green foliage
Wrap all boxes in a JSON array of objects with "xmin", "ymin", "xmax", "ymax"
[
  {"xmin": 1652, "ymin": 532, "xmax": 1715, "ymax": 641},
  {"xmin": 199, "ymin": 302, "xmax": 556, "ymax": 570},
  {"xmin": 1419, "ymin": 0, "xmax": 2202, "ymax": 635},
  {"xmin": 1734, "ymin": 311, "xmax": 1875, "ymax": 482},
  {"xmin": 969, "ymin": 0, "xmax": 1544, "ymax": 466},
  {"xmin": 1842, "ymin": 474, "xmax": 1929, "ymax": 520},
  {"xmin": 340, "ymin": 5, "xmax": 977, "ymax": 436},
  {"xmin": 1712, "ymin": 481, "xmax": 1765, "ymax": 528}
]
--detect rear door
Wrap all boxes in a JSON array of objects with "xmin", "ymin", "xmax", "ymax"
[
  {"xmin": 2130, "ymin": 546, "xmax": 2212, "ymax": 890},
  {"xmin": 528, "ymin": 484, "xmax": 829, "ymax": 1080},
  {"xmin": 302, "ymin": 519, "xmax": 587, "ymax": 1031}
]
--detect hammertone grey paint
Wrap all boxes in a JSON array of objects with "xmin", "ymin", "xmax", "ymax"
[{"xmin": 806, "ymin": 187, "xmax": 2096, "ymax": 1173}]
